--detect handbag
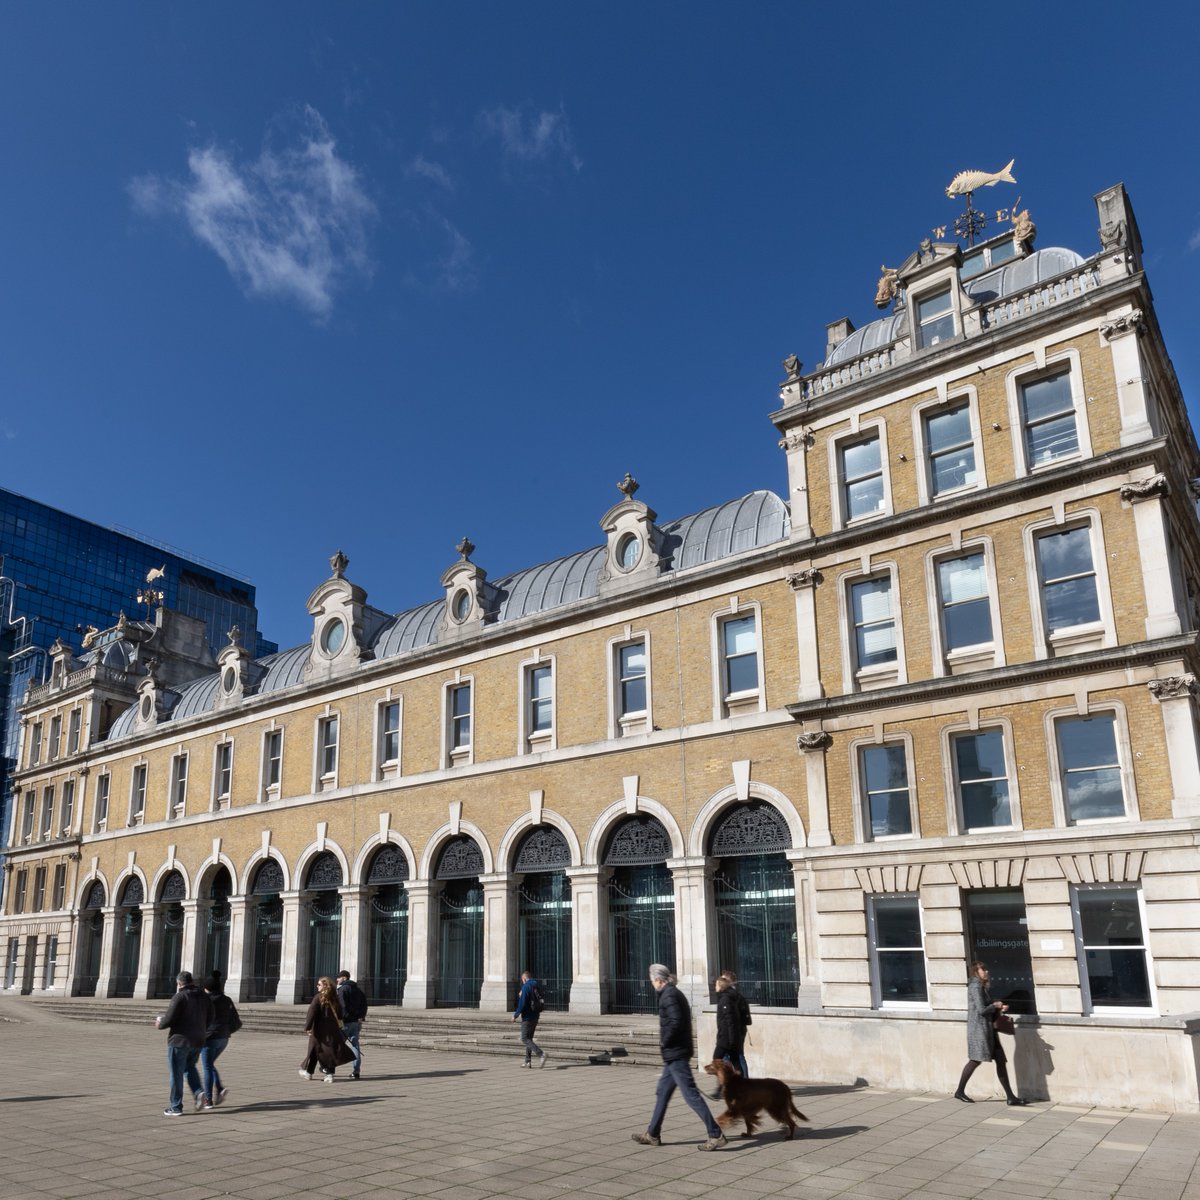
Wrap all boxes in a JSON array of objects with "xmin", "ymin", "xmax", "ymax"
[{"xmin": 993, "ymin": 1011, "xmax": 1015, "ymax": 1036}]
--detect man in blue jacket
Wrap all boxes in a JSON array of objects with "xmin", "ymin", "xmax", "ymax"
[
  {"xmin": 512, "ymin": 969, "xmax": 547, "ymax": 1068},
  {"xmin": 631, "ymin": 964, "xmax": 726, "ymax": 1150}
]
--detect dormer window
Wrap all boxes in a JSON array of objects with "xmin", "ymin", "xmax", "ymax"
[
  {"xmin": 222, "ymin": 667, "xmax": 237, "ymax": 695},
  {"xmin": 451, "ymin": 589, "xmax": 472, "ymax": 622},
  {"xmin": 915, "ymin": 287, "xmax": 954, "ymax": 348},
  {"xmin": 320, "ymin": 617, "xmax": 346, "ymax": 656},
  {"xmin": 617, "ymin": 533, "xmax": 641, "ymax": 571}
]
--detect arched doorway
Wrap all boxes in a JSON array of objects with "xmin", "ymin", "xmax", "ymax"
[
  {"xmin": 710, "ymin": 801, "xmax": 799, "ymax": 1007},
  {"xmin": 365, "ymin": 844, "xmax": 409, "ymax": 1006},
  {"xmin": 202, "ymin": 867, "xmax": 232, "ymax": 980},
  {"xmin": 302, "ymin": 852, "xmax": 343, "ymax": 999},
  {"xmin": 75, "ymin": 881, "xmax": 106, "ymax": 996},
  {"xmin": 113, "ymin": 876, "xmax": 144, "ymax": 997},
  {"xmin": 514, "ymin": 827, "xmax": 572, "ymax": 1011},
  {"xmin": 435, "ymin": 835, "xmax": 483, "ymax": 1007},
  {"xmin": 248, "ymin": 859, "xmax": 284, "ymax": 1002},
  {"xmin": 604, "ymin": 815, "xmax": 675, "ymax": 1013},
  {"xmin": 152, "ymin": 870, "xmax": 187, "ymax": 998}
]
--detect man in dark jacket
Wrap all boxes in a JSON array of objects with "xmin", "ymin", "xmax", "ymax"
[
  {"xmin": 631, "ymin": 964, "xmax": 726, "ymax": 1151},
  {"xmin": 512, "ymin": 969, "xmax": 547, "ymax": 1068},
  {"xmin": 155, "ymin": 970, "xmax": 214, "ymax": 1116},
  {"xmin": 336, "ymin": 970, "xmax": 367, "ymax": 1079}
]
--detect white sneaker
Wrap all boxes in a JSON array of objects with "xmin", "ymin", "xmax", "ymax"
[
  {"xmin": 298, "ymin": 1069, "xmax": 312, "ymax": 1079},
  {"xmin": 538, "ymin": 1053, "xmax": 548, "ymax": 1069},
  {"xmin": 323, "ymin": 1073, "xmax": 334, "ymax": 1084}
]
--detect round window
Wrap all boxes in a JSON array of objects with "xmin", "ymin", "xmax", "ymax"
[
  {"xmin": 617, "ymin": 533, "xmax": 641, "ymax": 570},
  {"xmin": 139, "ymin": 695, "xmax": 153, "ymax": 719},
  {"xmin": 222, "ymin": 666, "xmax": 237, "ymax": 694},
  {"xmin": 320, "ymin": 618, "xmax": 346, "ymax": 655},
  {"xmin": 452, "ymin": 589, "xmax": 472, "ymax": 622}
]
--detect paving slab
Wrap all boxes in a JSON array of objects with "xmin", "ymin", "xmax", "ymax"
[{"xmin": 2, "ymin": 996, "xmax": 1199, "ymax": 1200}]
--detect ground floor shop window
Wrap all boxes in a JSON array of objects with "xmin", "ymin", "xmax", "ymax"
[
  {"xmin": 1074, "ymin": 885, "xmax": 1154, "ymax": 1012},
  {"xmin": 869, "ymin": 895, "xmax": 927, "ymax": 1007},
  {"xmin": 964, "ymin": 889, "xmax": 1035, "ymax": 1014}
]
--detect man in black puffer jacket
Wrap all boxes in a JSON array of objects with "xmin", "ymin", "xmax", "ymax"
[
  {"xmin": 155, "ymin": 971, "xmax": 213, "ymax": 1116},
  {"xmin": 631, "ymin": 964, "xmax": 726, "ymax": 1151}
]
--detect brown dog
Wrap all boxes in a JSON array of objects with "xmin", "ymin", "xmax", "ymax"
[{"xmin": 703, "ymin": 1059, "xmax": 807, "ymax": 1139}]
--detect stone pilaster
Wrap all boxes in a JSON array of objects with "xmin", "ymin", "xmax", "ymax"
[
  {"xmin": 1149, "ymin": 675, "xmax": 1200, "ymax": 818},
  {"xmin": 224, "ymin": 896, "xmax": 250, "ymax": 1002},
  {"xmin": 92, "ymin": 907, "xmax": 117, "ymax": 998},
  {"xmin": 131, "ymin": 906, "xmax": 158, "ymax": 999},
  {"xmin": 274, "ymin": 891, "xmax": 303, "ymax": 1003},
  {"xmin": 479, "ymin": 873, "xmax": 519, "ymax": 1012},
  {"xmin": 796, "ymin": 730, "xmax": 833, "ymax": 847},
  {"xmin": 338, "ymin": 885, "xmax": 367, "ymax": 982},
  {"xmin": 1120, "ymin": 476, "xmax": 1182, "ymax": 639},
  {"xmin": 566, "ymin": 866, "xmax": 609, "ymax": 1013},
  {"xmin": 668, "ymin": 858, "xmax": 713, "ymax": 1010},
  {"xmin": 788, "ymin": 569, "xmax": 824, "ymax": 700},
  {"xmin": 401, "ymin": 880, "xmax": 438, "ymax": 1008}
]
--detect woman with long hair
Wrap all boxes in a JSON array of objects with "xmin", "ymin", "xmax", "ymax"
[
  {"xmin": 299, "ymin": 975, "xmax": 354, "ymax": 1082},
  {"xmin": 953, "ymin": 961, "xmax": 1027, "ymax": 1105}
]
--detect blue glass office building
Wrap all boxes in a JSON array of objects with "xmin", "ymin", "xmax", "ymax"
[{"xmin": 0, "ymin": 486, "xmax": 276, "ymax": 866}]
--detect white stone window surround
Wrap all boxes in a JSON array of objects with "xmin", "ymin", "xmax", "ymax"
[
  {"xmin": 708, "ymin": 597, "xmax": 765, "ymax": 719},
  {"xmin": 442, "ymin": 673, "xmax": 475, "ymax": 767},
  {"xmin": 907, "ymin": 265, "xmax": 966, "ymax": 354},
  {"xmin": 939, "ymin": 717, "xmax": 1022, "ymax": 836},
  {"xmin": 128, "ymin": 761, "xmax": 147, "ymax": 826},
  {"xmin": 924, "ymin": 536, "xmax": 1005, "ymax": 678},
  {"xmin": 93, "ymin": 772, "xmax": 110, "ymax": 833},
  {"xmin": 1043, "ymin": 700, "xmax": 1140, "ymax": 829},
  {"xmin": 912, "ymin": 386, "xmax": 988, "ymax": 506},
  {"xmin": 67, "ymin": 708, "xmax": 82, "ymax": 755},
  {"xmin": 48, "ymin": 714, "xmax": 61, "ymax": 761},
  {"xmin": 606, "ymin": 627, "xmax": 652, "ymax": 740},
  {"xmin": 39, "ymin": 785, "xmax": 54, "ymax": 840},
  {"xmin": 260, "ymin": 724, "xmax": 283, "ymax": 802},
  {"xmin": 1023, "ymin": 508, "xmax": 1116, "ymax": 661},
  {"xmin": 212, "ymin": 738, "xmax": 234, "ymax": 811},
  {"xmin": 838, "ymin": 559, "xmax": 907, "ymax": 693},
  {"xmin": 830, "ymin": 418, "xmax": 894, "ymax": 530},
  {"xmin": 1070, "ymin": 882, "xmax": 1158, "ymax": 1017},
  {"xmin": 866, "ymin": 892, "xmax": 930, "ymax": 1011},
  {"xmin": 60, "ymin": 778, "xmax": 76, "ymax": 836},
  {"xmin": 168, "ymin": 750, "xmax": 188, "ymax": 820},
  {"xmin": 517, "ymin": 652, "xmax": 556, "ymax": 754},
  {"xmin": 314, "ymin": 708, "xmax": 341, "ymax": 791},
  {"xmin": 374, "ymin": 692, "xmax": 403, "ymax": 778},
  {"xmin": 1004, "ymin": 349, "xmax": 1092, "ymax": 478},
  {"xmin": 848, "ymin": 731, "xmax": 920, "ymax": 844},
  {"xmin": 29, "ymin": 721, "xmax": 42, "ymax": 767}
]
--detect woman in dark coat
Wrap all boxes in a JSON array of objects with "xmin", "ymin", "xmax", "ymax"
[
  {"xmin": 710, "ymin": 976, "xmax": 749, "ymax": 1096},
  {"xmin": 953, "ymin": 961, "xmax": 1026, "ymax": 1105},
  {"xmin": 299, "ymin": 975, "xmax": 354, "ymax": 1082}
]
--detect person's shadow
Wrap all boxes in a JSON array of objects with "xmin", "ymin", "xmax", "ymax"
[{"xmin": 1014, "ymin": 1020, "xmax": 1054, "ymax": 1102}]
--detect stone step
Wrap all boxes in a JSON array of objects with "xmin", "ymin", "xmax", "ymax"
[{"xmin": 27, "ymin": 996, "xmax": 664, "ymax": 1066}]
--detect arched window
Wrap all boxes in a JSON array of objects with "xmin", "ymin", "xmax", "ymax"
[
  {"xmin": 514, "ymin": 828, "xmax": 571, "ymax": 1010},
  {"xmin": 366, "ymin": 844, "xmax": 410, "ymax": 1006},
  {"xmin": 604, "ymin": 815, "xmax": 674, "ymax": 1014},
  {"xmin": 709, "ymin": 801, "xmax": 798, "ymax": 1008}
]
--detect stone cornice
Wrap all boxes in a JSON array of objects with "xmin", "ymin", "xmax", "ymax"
[{"xmin": 786, "ymin": 632, "xmax": 1200, "ymax": 722}]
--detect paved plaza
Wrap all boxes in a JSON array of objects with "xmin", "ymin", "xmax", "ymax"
[{"xmin": 2, "ymin": 998, "xmax": 1199, "ymax": 1200}]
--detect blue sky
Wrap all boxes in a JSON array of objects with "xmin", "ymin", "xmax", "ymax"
[{"xmin": 2, "ymin": 2, "xmax": 1199, "ymax": 651}]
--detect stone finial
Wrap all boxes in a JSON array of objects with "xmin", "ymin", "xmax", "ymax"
[
  {"xmin": 874, "ymin": 267, "xmax": 899, "ymax": 309},
  {"xmin": 782, "ymin": 354, "xmax": 803, "ymax": 380},
  {"xmin": 617, "ymin": 473, "xmax": 639, "ymax": 500},
  {"xmin": 226, "ymin": 625, "xmax": 242, "ymax": 648},
  {"xmin": 329, "ymin": 549, "xmax": 349, "ymax": 579},
  {"xmin": 456, "ymin": 536, "xmax": 475, "ymax": 561}
]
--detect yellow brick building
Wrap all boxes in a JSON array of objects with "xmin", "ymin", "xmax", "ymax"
[{"xmin": 5, "ymin": 182, "xmax": 1200, "ymax": 1110}]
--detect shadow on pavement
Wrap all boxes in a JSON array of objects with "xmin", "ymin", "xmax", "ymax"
[
  {"xmin": 801, "ymin": 1125, "xmax": 870, "ymax": 1139},
  {"xmin": 231, "ymin": 1096, "xmax": 389, "ymax": 1113},
  {"xmin": 0, "ymin": 1094, "xmax": 89, "ymax": 1103},
  {"xmin": 345, "ymin": 1068, "xmax": 483, "ymax": 1081}
]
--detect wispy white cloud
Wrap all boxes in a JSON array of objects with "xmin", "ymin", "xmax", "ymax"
[
  {"xmin": 433, "ymin": 214, "xmax": 476, "ymax": 292},
  {"xmin": 129, "ymin": 108, "xmax": 375, "ymax": 319},
  {"xmin": 478, "ymin": 104, "xmax": 582, "ymax": 173},
  {"xmin": 1188, "ymin": 226, "xmax": 1200, "ymax": 252},
  {"xmin": 407, "ymin": 155, "xmax": 454, "ymax": 192}
]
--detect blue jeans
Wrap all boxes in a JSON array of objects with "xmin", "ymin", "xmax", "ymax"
[
  {"xmin": 647, "ymin": 1059, "xmax": 721, "ymax": 1138},
  {"xmin": 201, "ymin": 1036, "xmax": 229, "ymax": 1100},
  {"xmin": 724, "ymin": 1050, "xmax": 749, "ymax": 1078},
  {"xmin": 342, "ymin": 1021, "xmax": 362, "ymax": 1076},
  {"xmin": 167, "ymin": 1044, "xmax": 202, "ymax": 1113}
]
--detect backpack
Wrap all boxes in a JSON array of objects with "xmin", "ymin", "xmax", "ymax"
[
  {"xmin": 340, "ymin": 980, "xmax": 368, "ymax": 1022},
  {"xmin": 528, "ymin": 983, "xmax": 546, "ymax": 1014},
  {"xmin": 215, "ymin": 993, "xmax": 242, "ymax": 1034},
  {"xmin": 736, "ymin": 991, "xmax": 751, "ymax": 1027}
]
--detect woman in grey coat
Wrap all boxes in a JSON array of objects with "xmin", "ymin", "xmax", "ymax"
[{"xmin": 953, "ymin": 961, "xmax": 1027, "ymax": 1105}]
